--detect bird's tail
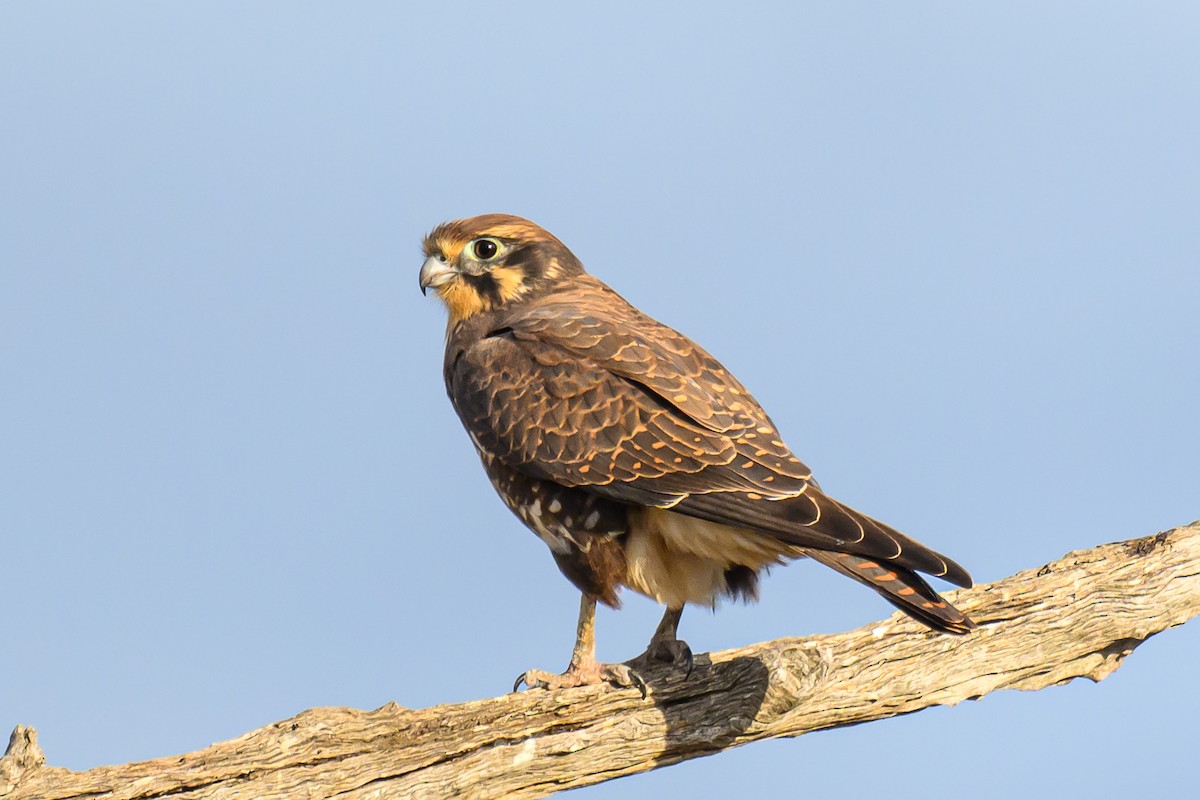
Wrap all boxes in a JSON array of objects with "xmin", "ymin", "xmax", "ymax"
[{"xmin": 806, "ymin": 548, "xmax": 975, "ymax": 634}]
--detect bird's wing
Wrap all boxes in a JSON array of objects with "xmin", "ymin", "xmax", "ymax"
[
  {"xmin": 448, "ymin": 280, "xmax": 969, "ymax": 584},
  {"xmin": 448, "ymin": 282, "xmax": 809, "ymax": 497}
]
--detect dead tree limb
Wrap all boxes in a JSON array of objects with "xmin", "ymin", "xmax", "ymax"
[{"xmin": 4, "ymin": 521, "xmax": 1198, "ymax": 800}]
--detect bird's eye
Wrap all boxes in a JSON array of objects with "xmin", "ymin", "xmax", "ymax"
[{"xmin": 472, "ymin": 238, "xmax": 501, "ymax": 261}]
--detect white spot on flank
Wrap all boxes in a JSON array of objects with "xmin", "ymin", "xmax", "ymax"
[
  {"xmin": 549, "ymin": 499, "xmax": 562, "ymax": 514},
  {"xmin": 585, "ymin": 511, "xmax": 600, "ymax": 529},
  {"xmin": 530, "ymin": 500, "xmax": 542, "ymax": 518},
  {"xmin": 531, "ymin": 518, "xmax": 570, "ymax": 554}
]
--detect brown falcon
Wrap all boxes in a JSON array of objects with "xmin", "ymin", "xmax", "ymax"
[{"xmin": 420, "ymin": 214, "xmax": 973, "ymax": 694}]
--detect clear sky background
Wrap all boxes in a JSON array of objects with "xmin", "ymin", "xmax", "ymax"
[{"xmin": 2, "ymin": 3, "xmax": 1197, "ymax": 798}]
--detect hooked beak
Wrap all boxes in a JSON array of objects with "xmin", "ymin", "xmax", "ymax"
[{"xmin": 419, "ymin": 256, "xmax": 457, "ymax": 295}]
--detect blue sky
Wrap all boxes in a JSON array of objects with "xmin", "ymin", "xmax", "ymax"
[{"xmin": 2, "ymin": 3, "xmax": 1197, "ymax": 797}]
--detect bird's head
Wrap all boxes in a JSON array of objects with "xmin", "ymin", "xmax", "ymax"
[{"xmin": 419, "ymin": 214, "xmax": 585, "ymax": 323}]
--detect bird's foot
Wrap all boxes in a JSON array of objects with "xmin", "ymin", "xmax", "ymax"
[
  {"xmin": 628, "ymin": 637, "xmax": 694, "ymax": 679},
  {"xmin": 513, "ymin": 660, "xmax": 647, "ymax": 698}
]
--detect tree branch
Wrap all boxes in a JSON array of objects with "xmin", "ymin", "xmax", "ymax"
[{"xmin": 5, "ymin": 521, "xmax": 1199, "ymax": 799}]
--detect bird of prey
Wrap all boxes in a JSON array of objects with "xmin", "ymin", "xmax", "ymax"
[{"xmin": 419, "ymin": 214, "xmax": 973, "ymax": 694}]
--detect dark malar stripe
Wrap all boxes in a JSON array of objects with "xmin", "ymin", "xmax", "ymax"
[{"xmin": 462, "ymin": 272, "xmax": 504, "ymax": 308}]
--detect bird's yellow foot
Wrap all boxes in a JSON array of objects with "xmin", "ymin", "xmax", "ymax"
[
  {"xmin": 629, "ymin": 637, "xmax": 694, "ymax": 679},
  {"xmin": 513, "ymin": 661, "xmax": 647, "ymax": 698}
]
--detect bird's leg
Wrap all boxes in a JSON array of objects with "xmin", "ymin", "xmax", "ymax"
[
  {"xmin": 513, "ymin": 594, "xmax": 646, "ymax": 697},
  {"xmin": 628, "ymin": 606, "xmax": 693, "ymax": 678}
]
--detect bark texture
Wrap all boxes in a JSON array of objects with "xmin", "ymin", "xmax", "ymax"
[{"xmin": 4, "ymin": 521, "xmax": 1198, "ymax": 799}]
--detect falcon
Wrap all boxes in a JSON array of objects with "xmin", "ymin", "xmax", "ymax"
[{"xmin": 419, "ymin": 214, "xmax": 973, "ymax": 694}]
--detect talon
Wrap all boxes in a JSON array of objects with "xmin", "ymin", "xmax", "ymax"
[
  {"xmin": 512, "ymin": 671, "xmax": 549, "ymax": 692},
  {"xmin": 629, "ymin": 669, "xmax": 648, "ymax": 699},
  {"xmin": 640, "ymin": 637, "xmax": 694, "ymax": 681},
  {"xmin": 597, "ymin": 663, "xmax": 648, "ymax": 699}
]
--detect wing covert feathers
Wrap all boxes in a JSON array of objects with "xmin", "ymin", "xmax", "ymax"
[{"xmin": 447, "ymin": 277, "xmax": 813, "ymax": 503}]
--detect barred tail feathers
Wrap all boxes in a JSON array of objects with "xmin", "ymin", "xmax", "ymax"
[{"xmin": 806, "ymin": 548, "xmax": 974, "ymax": 633}]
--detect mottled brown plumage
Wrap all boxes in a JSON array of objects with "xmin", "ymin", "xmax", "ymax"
[{"xmin": 420, "ymin": 214, "xmax": 974, "ymax": 692}]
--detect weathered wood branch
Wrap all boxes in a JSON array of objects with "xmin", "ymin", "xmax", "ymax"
[{"xmin": 4, "ymin": 521, "xmax": 1199, "ymax": 799}]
